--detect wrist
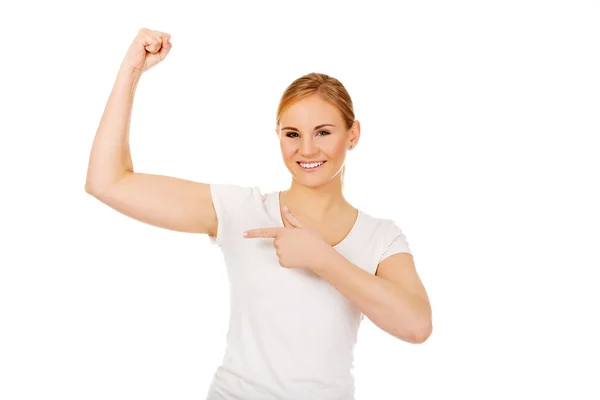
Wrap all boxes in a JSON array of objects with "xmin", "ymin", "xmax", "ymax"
[
  {"xmin": 117, "ymin": 63, "xmax": 143, "ymax": 83},
  {"xmin": 311, "ymin": 244, "xmax": 339, "ymax": 276}
]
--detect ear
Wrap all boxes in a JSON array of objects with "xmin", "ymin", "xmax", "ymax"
[{"xmin": 348, "ymin": 120, "xmax": 360, "ymax": 150}]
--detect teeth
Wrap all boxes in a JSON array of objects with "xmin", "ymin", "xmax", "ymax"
[{"xmin": 299, "ymin": 161, "xmax": 324, "ymax": 169}]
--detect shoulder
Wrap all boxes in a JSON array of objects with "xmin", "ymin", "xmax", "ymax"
[
  {"xmin": 209, "ymin": 183, "xmax": 267, "ymax": 215},
  {"xmin": 357, "ymin": 210, "xmax": 412, "ymax": 258},
  {"xmin": 209, "ymin": 182, "xmax": 263, "ymax": 199},
  {"xmin": 208, "ymin": 183, "xmax": 274, "ymax": 246},
  {"xmin": 356, "ymin": 209, "xmax": 405, "ymax": 237}
]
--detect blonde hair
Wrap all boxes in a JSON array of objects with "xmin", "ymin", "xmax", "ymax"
[{"xmin": 275, "ymin": 72, "xmax": 355, "ymax": 187}]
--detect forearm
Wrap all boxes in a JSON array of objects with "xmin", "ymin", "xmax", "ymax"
[
  {"xmin": 313, "ymin": 249, "xmax": 431, "ymax": 343},
  {"xmin": 85, "ymin": 65, "xmax": 142, "ymax": 193}
]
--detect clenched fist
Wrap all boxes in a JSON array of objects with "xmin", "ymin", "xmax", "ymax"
[{"xmin": 121, "ymin": 28, "xmax": 172, "ymax": 74}]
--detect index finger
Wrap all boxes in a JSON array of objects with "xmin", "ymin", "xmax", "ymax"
[{"xmin": 243, "ymin": 227, "xmax": 281, "ymax": 238}]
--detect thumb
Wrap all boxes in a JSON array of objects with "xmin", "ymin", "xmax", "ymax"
[
  {"xmin": 282, "ymin": 205, "xmax": 304, "ymax": 228},
  {"xmin": 158, "ymin": 40, "xmax": 172, "ymax": 60}
]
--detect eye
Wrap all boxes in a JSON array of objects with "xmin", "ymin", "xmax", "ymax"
[{"xmin": 285, "ymin": 130, "xmax": 330, "ymax": 138}]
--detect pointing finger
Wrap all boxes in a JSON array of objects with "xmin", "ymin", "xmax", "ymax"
[{"xmin": 243, "ymin": 227, "xmax": 281, "ymax": 238}]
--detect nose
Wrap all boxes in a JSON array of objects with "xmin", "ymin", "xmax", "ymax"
[{"xmin": 299, "ymin": 136, "xmax": 319, "ymax": 156}]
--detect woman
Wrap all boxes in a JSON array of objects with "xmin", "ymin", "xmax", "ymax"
[{"xmin": 85, "ymin": 28, "xmax": 432, "ymax": 400}]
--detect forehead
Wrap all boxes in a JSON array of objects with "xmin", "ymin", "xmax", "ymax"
[{"xmin": 280, "ymin": 95, "xmax": 342, "ymax": 124}]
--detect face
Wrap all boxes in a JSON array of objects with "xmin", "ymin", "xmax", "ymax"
[{"xmin": 276, "ymin": 94, "xmax": 360, "ymax": 187}]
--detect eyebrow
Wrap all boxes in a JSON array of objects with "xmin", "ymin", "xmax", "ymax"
[{"xmin": 281, "ymin": 123, "xmax": 335, "ymax": 131}]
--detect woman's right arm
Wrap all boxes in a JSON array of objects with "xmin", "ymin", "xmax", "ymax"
[{"xmin": 84, "ymin": 29, "xmax": 217, "ymax": 235}]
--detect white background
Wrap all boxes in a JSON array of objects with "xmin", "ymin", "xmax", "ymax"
[{"xmin": 1, "ymin": 0, "xmax": 599, "ymax": 399}]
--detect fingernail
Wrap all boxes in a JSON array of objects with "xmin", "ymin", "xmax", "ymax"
[{"xmin": 242, "ymin": 231, "xmax": 248, "ymax": 237}]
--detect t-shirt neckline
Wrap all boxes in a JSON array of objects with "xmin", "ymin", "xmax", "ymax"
[{"xmin": 273, "ymin": 191, "xmax": 362, "ymax": 249}]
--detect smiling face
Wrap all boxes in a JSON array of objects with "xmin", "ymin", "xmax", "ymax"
[{"xmin": 276, "ymin": 94, "xmax": 360, "ymax": 187}]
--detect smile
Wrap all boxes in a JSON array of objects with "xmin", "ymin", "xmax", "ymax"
[{"xmin": 297, "ymin": 161, "xmax": 326, "ymax": 170}]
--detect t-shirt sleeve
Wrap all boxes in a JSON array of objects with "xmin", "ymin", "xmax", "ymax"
[
  {"xmin": 377, "ymin": 219, "xmax": 412, "ymax": 264},
  {"xmin": 208, "ymin": 183, "xmax": 256, "ymax": 246}
]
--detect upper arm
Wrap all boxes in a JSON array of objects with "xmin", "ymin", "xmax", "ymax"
[
  {"xmin": 375, "ymin": 219, "xmax": 431, "ymax": 321},
  {"xmin": 376, "ymin": 253, "xmax": 432, "ymax": 341},
  {"xmin": 376, "ymin": 253, "xmax": 429, "ymax": 305},
  {"xmin": 86, "ymin": 172, "xmax": 218, "ymax": 234}
]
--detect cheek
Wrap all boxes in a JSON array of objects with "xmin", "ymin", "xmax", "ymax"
[
  {"xmin": 327, "ymin": 141, "xmax": 347, "ymax": 159},
  {"xmin": 280, "ymin": 141, "xmax": 296, "ymax": 159}
]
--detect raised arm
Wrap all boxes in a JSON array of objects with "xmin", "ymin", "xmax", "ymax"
[{"xmin": 84, "ymin": 28, "xmax": 217, "ymax": 235}]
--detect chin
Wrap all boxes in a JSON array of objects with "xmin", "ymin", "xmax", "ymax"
[{"xmin": 296, "ymin": 179, "xmax": 327, "ymax": 188}]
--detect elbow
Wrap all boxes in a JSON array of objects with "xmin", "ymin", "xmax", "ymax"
[
  {"xmin": 85, "ymin": 170, "xmax": 132, "ymax": 196},
  {"xmin": 85, "ymin": 181, "xmax": 95, "ymax": 195},
  {"xmin": 85, "ymin": 173, "xmax": 127, "ymax": 197},
  {"xmin": 396, "ymin": 315, "xmax": 432, "ymax": 344},
  {"xmin": 410, "ymin": 303, "xmax": 433, "ymax": 344},
  {"xmin": 85, "ymin": 180, "xmax": 102, "ymax": 197},
  {"xmin": 85, "ymin": 180, "xmax": 110, "ymax": 198},
  {"xmin": 411, "ymin": 322, "xmax": 432, "ymax": 344}
]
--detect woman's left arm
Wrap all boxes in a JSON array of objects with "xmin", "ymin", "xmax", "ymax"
[{"xmin": 311, "ymin": 250, "xmax": 432, "ymax": 344}]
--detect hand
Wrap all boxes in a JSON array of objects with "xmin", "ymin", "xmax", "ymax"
[
  {"xmin": 243, "ymin": 205, "xmax": 333, "ymax": 271},
  {"xmin": 120, "ymin": 28, "xmax": 172, "ymax": 74}
]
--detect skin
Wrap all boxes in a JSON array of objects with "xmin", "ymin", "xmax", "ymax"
[
  {"xmin": 244, "ymin": 95, "xmax": 433, "ymax": 344},
  {"xmin": 275, "ymin": 93, "xmax": 360, "ymax": 226},
  {"xmin": 85, "ymin": 27, "xmax": 432, "ymax": 343}
]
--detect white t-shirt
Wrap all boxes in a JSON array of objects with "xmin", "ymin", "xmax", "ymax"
[{"xmin": 205, "ymin": 183, "xmax": 412, "ymax": 400}]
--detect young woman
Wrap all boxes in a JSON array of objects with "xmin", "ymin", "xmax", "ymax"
[{"xmin": 85, "ymin": 28, "xmax": 432, "ymax": 400}]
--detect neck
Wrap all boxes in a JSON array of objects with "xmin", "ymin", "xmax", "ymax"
[{"xmin": 281, "ymin": 175, "xmax": 350, "ymax": 222}]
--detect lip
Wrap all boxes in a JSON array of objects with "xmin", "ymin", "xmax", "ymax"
[{"xmin": 297, "ymin": 160, "xmax": 327, "ymax": 171}]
